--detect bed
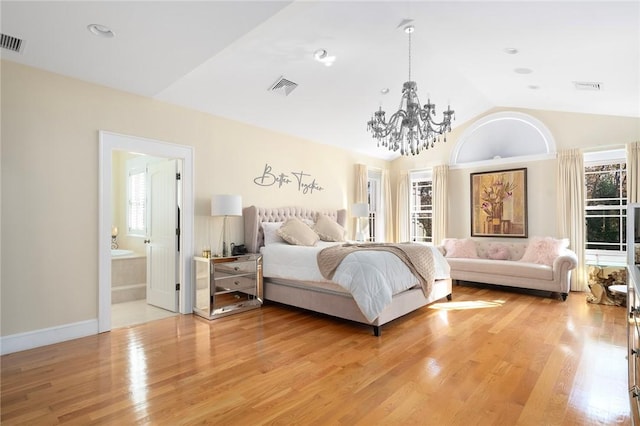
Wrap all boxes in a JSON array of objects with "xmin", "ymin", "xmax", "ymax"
[{"xmin": 243, "ymin": 205, "xmax": 452, "ymax": 335}]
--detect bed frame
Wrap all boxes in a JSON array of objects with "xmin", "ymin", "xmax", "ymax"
[{"xmin": 243, "ymin": 205, "xmax": 452, "ymax": 336}]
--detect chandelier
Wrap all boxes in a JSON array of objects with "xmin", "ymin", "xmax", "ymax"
[{"xmin": 367, "ymin": 25, "xmax": 455, "ymax": 156}]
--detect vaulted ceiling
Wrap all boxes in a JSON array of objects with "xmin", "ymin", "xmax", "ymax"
[{"xmin": 2, "ymin": 1, "xmax": 638, "ymax": 160}]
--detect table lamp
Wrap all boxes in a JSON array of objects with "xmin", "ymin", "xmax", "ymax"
[
  {"xmin": 352, "ymin": 202, "xmax": 369, "ymax": 242},
  {"xmin": 211, "ymin": 194, "xmax": 242, "ymax": 257}
]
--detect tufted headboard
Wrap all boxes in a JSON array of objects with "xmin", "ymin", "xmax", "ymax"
[{"xmin": 243, "ymin": 206, "xmax": 347, "ymax": 254}]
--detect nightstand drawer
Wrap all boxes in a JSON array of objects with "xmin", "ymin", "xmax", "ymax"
[
  {"xmin": 215, "ymin": 275, "xmax": 256, "ymax": 292},
  {"xmin": 214, "ymin": 260, "xmax": 256, "ymax": 276}
]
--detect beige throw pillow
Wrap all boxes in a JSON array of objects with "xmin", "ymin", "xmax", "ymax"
[
  {"xmin": 314, "ymin": 215, "xmax": 346, "ymax": 242},
  {"xmin": 277, "ymin": 218, "xmax": 319, "ymax": 246}
]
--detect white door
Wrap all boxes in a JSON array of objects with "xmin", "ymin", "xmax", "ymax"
[{"xmin": 146, "ymin": 159, "xmax": 179, "ymax": 311}]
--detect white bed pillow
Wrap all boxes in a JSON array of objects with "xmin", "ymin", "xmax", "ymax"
[
  {"xmin": 277, "ymin": 218, "xmax": 319, "ymax": 246},
  {"xmin": 314, "ymin": 214, "xmax": 346, "ymax": 242},
  {"xmin": 262, "ymin": 222, "xmax": 285, "ymax": 246}
]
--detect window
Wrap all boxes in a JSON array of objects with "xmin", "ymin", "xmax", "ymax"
[
  {"xmin": 127, "ymin": 158, "xmax": 148, "ymax": 236},
  {"xmin": 410, "ymin": 170, "xmax": 433, "ymax": 243},
  {"xmin": 584, "ymin": 149, "xmax": 627, "ymax": 262},
  {"xmin": 366, "ymin": 170, "xmax": 381, "ymax": 242}
]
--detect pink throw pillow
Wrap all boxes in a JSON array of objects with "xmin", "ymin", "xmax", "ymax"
[
  {"xmin": 444, "ymin": 238, "xmax": 478, "ymax": 258},
  {"xmin": 519, "ymin": 236, "xmax": 562, "ymax": 266},
  {"xmin": 488, "ymin": 245, "xmax": 510, "ymax": 260}
]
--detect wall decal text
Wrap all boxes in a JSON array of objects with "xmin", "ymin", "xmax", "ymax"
[{"xmin": 254, "ymin": 163, "xmax": 324, "ymax": 194}]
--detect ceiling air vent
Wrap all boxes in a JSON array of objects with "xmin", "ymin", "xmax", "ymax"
[
  {"xmin": 268, "ymin": 76, "xmax": 298, "ymax": 96},
  {"xmin": 573, "ymin": 81, "xmax": 602, "ymax": 91},
  {"xmin": 1, "ymin": 33, "xmax": 24, "ymax": 53}
]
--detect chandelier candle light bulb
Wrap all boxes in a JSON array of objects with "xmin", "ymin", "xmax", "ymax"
[{"xmin": 367, "ymin": 24, "xmax": 454, "ymax": 156}]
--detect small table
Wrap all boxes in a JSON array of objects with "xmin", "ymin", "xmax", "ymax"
[
  {"xmin": 609, "ymin": 284, "xmax": 627, "ymax": 306},
  {"xmin": 193, "ymin": 254, "xmax": 263, "ymax": 320}
]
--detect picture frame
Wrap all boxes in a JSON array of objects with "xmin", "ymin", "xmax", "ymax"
[{"xmin": 470, "ymin": 168, "xmax": 527, "ymax": 237}]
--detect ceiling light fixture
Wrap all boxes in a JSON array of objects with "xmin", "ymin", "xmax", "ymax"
[
  {"xmin": 367, "ymin": 25, "xmax": 454, "ymax": 156},
  {"xmin": 87, "ymin": 24, "xmax": 114, "ymax": 38},
  {"xmin": 313, "ymin": 48, "xmax": 335, "ymax": 67},
  {"xmin": 314, "ymin": 49, "xmax": 327, "ymax": 60}
]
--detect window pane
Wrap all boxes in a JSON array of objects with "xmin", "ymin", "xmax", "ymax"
[
  {"xmin": 586, "ymin": 209, "xmax": 624, "ymax": 216},
  {"xmin": 366, "ymin": 175, "xmax": 380, "ymax": 241},
  {"xmin": 584, "ymin": 157, "xmax": 626, "ymax": 252},
  {"xmin": 410, "ymin": 173, "xmax": 434, "ymax": 243},
  {"xmin": 367, "ymin": 213, "xmax": 376, "ymax": 242},
  {"xmin": 411, "ymin": 212, "xmax": 432, "ymax": 243},
  {"xmin": 586, "ymin": 217, "xmax": 621, "ymax": 243},
  {"xmin": 128, "ymin": 170, "xmax": 146, "ymax": 234}
]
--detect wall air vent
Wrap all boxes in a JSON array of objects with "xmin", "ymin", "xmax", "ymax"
[
  {"xmin": 1, "ymin": 33, "xmax": 24, "ymax": 53},
  {"xmin": 268, "ymin": 76, "xmax": 298, "ymax": 96},
  {"xmin": 573, "ymin": 81, "xmax": 602, "ymax": 91}
]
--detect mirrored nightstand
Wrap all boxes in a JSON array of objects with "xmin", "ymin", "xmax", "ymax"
[{"xmin": 193, "ymin": 254, "xmax": 263, "ymax": 320}]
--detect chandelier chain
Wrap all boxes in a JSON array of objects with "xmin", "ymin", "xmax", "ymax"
[{"xmin": 408, "ymin": 28, "xmax": 411, "ymax": 82}]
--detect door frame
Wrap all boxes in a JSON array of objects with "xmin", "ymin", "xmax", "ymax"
[{"xmin": 98, "ymin": 131, "xmax": 194, "ymax": 333}]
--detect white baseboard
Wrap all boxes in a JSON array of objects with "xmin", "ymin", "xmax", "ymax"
[{"xmin": 0, "ymin": 319, "xmax": 98, "ymax": 355}]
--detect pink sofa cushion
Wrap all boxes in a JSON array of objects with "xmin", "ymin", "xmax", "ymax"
[
  {"xmin": 443, "ymin": 238, "xmax": 478, "ymax": 258},
  {"xmin": 519, "ymin": 236, "xmax": 564, "ymax": 266},
  {"xmin": 487, "ymin": 244, "xmax": 511, "ymax": 260}
]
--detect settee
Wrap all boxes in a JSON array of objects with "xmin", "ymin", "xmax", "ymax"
[{"xmin": 438, "ymin": 237, "xmax": 578, "ymax": 300}]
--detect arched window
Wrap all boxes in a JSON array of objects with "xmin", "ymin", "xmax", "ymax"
[{"xmin": 451, "ymin": 111, "xmax": 556, "ymax": 166}]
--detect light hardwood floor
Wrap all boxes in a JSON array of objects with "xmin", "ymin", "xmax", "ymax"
[{"xmin": 1, "ymin": 284, "xmax": 631, "ymax": 425}]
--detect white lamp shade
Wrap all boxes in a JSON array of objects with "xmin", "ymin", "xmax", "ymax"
[
  {"xmin": 211, "ymin": 194, "xmax": 242, "ymax": 217},
  {"xmin": 352, "ymin": 203, "xmax": 369, "ymax": 218}
]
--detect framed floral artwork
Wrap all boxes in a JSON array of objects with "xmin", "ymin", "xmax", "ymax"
[{"xmin": 470, "ymin": 168, "xmax": 528, "ymax": 237}]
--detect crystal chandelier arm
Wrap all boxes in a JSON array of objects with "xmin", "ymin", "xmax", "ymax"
[
  {"xmin": 419, "ymin": 103, "xmax": 455, "ymax": 129},
  {"xmin": 368, "ymin": 108, "xmax": 407, "ymax": 138}
]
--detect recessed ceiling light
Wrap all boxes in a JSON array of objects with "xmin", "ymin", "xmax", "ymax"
[
  {"xmin": 313, "ymin": 48, "xmax": 336, "ymax": 67},
  {"xmin": 528, "ymin": 85, "xmax": 540, "ymax": 90},
  {"xmin": 503, "ymin": 47, "xmax": 518, "ymax": 55},
  {"xmin": 514, "ymin": 67, "xmax": 532, "ymax": 74},
  {"xmin": 314, "ymin": 49, "xmax": 327, "ymax": 60},
  {"xmin": 87, "ymin": 24, "xmax": 114, "ymax": 38},
  {"xmin": 380, "ymin": 88, "xmax": 389, "ymax": 95}
]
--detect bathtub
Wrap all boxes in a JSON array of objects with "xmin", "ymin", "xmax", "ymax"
[
  {"xmin": 112, "ymin": 250, "xmax": 147, "ymax": 303},
  {"xmin": 111, "ymin": 249, "xmax": 135, "ymax": 257}
]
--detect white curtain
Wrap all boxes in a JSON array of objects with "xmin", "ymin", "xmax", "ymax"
[
  {"xmin": 396, "ymin": 171, "xmax": 410, "ymax": 242},
  {"xmin": 557, "ymin": 149, "xmax": 587, "ymax": 292},
  {"xmin": 627, "ymin": 141, "xmax": 640, "ymax": 203},
  {"xmin": 355, "ymin": 164, "xmax": 368, "ymax": 203},
  {"xmin": 433, "ymin": 165, "xmax": 449, "ymax": 246},
  {"xmin": 382, "ymin": 169, "xmax": 393, "ymax": 242}
]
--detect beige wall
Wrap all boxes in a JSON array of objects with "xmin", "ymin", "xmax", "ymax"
[
  {"xmin": 391, "ymin": 107, "xmax": 640, "ymax": 243},
  {"xmin": 3, "ymin": 59, "xmax": 639, "ymax": 339},
  {"xmin": 0, "ymin": 61, "xmax": 386, "ymax": 336}
]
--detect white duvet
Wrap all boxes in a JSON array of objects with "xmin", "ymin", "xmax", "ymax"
[{"xmin": 260, "ymin": 242, "xmax": 450, "ymax": 322}]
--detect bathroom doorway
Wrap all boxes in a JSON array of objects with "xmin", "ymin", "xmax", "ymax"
[
  {"xmin": 98, "ymin": 131, "xmax": 194, "ymax": 333},
  {"xmin": 110, "ymin": 152, "xmax": 179, "ymax": 327}
]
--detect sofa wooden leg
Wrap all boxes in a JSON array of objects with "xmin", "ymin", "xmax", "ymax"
[
  {"xmin": 561, "ymin": 293, "xmax": 568, "ymax": 301},
  {"xmin": 446, "ymin": 294, "xmax": 452, "ymax": 301},
  {"xmin": 373, "ymin": 325, "xmax": 381, "ymax": 337}
]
